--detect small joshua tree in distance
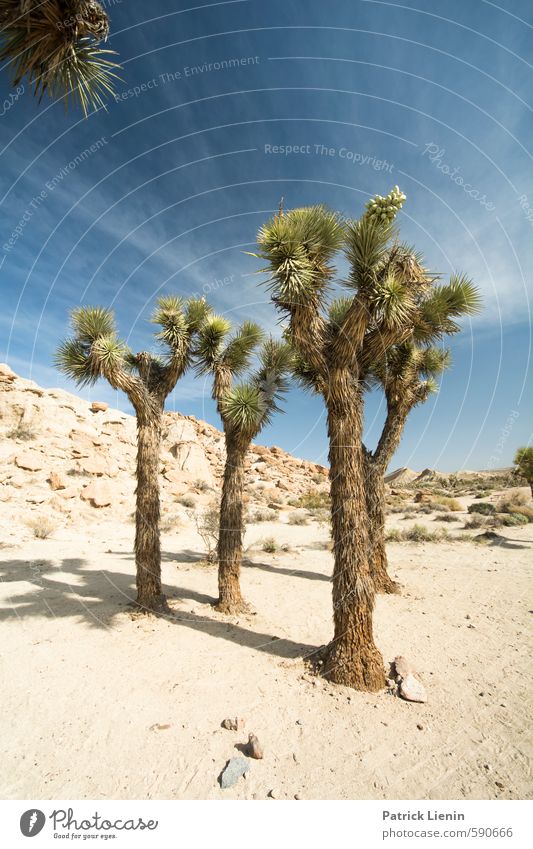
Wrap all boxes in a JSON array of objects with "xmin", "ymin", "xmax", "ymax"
[
  {"xmin": 514, "ymin": 446, "xmax": 533, "ymax": 497},
  {"xmin": 56, "ymin": 297, "xmax": 210, "ymax": 611},
  {"xmin": 197, "ymin": 316, "xmax": 292, "ymax": 613}
]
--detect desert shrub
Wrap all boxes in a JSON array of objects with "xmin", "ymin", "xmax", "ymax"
[
  {"xmin": 387, "ymin": 524, "xmax": 450, "ymax": 543},
  {"xmin": 401, "ymin": 504, "xmax": 433, "ymax": 516},
  {"xmin": 435, "ymin": 513, "xmax": 459, "ymax": 522},
  {"xmin": 160, "ymin": 513, "xmax": 182, "ymax": 532},
  {"xmin": 475, "ymin": 490, "xmax": 490, "ymax": 499},
  {"xmin": 311, "ymin": 473, "xmax": 323, "ymax": 484},
  {"xmin": 431, "ymin": 495, "xmax": 462, "ymax": 511},
  {"xmin": 293, "ymin": 490, "xmax": 330, "ymax": 510},
  {"xmin": 178, "ymin": 495, "xmax": 196, "ymax": 508},
  {"xmin": 188, "ymin": 503, "xmax": 220, "ymax": 562},
  {"xmin": 468, "ymin": 502, "xmax": 495, "ymax": 515},
  {"xmin": 504, "ymin": 505, "xmax": 533, "ymax": 522},
  {"xmin": 7, "ymin": 422, "xmax": 36, "ymax": 440},
  {"xmin": 288, "ymin": 511, "xmax": 308, "ymax": 525},
  {"xmin": 308, "ymin": 507, "xmax": 331, "ymax": 525},
  {"xmin": 261, "ymin": 537, "xmax": 278, "ymax": 553},
  {"xmin": 193, "ymin": 479, "xmax": 211, "ymax": 492},
  {"xmin": 389, "ymin": 503, "xmax": 419, "ymax": 514},
  {"xmin": 249, "ymin": 508, "xmax": 277, "ymax": 523},
  {"xmin": 404, "ymin": 524, "xmax": 447, "ymax": 542},
  {"xmin": 464, "ymin": 514, "xmax": 489, "ymax": 529},
  {"xmin": 428, "ymin": 502, "xmax": 450, "ymax": 512},
  {"xmin": 67, "ymin": 467, "xmax": 89, "ymax": 477},
  {"xmin": 25, "ymin": 516, "xmax": 56, "ymax": 539},
  {"xmin": 497, "ymin": 493, "xmax": 530, "ymax": 514},
  {"xmin": 499, "ymin": 512, "xmax": 528, "ymax": 527}
]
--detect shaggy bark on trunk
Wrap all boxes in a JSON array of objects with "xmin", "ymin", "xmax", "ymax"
[
  {"xmin": 364, "ymin": 458, "xmax": 400, "ymax": 594},
  {"xmin": 322, "ymin": 370, "xmax": 385, "ymax": 691},
  {"xmin": 364, "ymin": 400, "xmax": 409, "ymax": 594},
  {"xmin": 134, "ymin": 409, "xmax": 167, "ymax": 611},
  {"xmin": 217, "ymin": 436, "xmax": 248, "ymax": 614}
]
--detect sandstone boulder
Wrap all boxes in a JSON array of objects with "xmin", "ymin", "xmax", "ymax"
[
  {"xmin": 0, "ymin": 363, "xmax": 17, "ymax": 383},
  {"xmin": 48, "ymin": 471, "xmax": 67, "ymax": 491},
  {"xmin": 80, "ymin": 480, "xmax": 113, "ymax": 507},
  {"xmin": 15, "ymin": 451, "xmax": 44, "ymax": 471},
  {"xmin": 90, "ymin": 401, "xmax": 108, "ymax": 413}
]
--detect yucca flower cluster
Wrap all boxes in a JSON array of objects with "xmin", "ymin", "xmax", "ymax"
[{"xmin": 365, "ymin": 185, "xmax": 406, "ymax": 224}]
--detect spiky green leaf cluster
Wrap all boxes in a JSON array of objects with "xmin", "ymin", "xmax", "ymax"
[
  {"xmin": 196, "ymin": 315, "xmax": 232, "ymax": 373},
  {"xmin": 255, "ymin": 205, "xmax": 344, "ymax": 308},
  {"xmin": 0, "ymin": 1, "xmax": 121, "ymax": 114},
  {"xmin": 220, "ymin": 383, "xmax": 266, "ymax": 434},
  {"xmin": 514, "ymin": 446, "xmax": 533, "ymax": 482},
  {"xmin": 222, "ymin": 321, "xmax": 264, "ymax": 375},
  {"xmin": 253, "ymin": 338, "xmax": 293, "ymax": 418},
  {"xmin": 414, "ymin": 274, "xmax": 481, "ymax": 342},
  {"xmin": 151, "ymin": 296, "xmax": 187, "ymax": 355},
  {"xmin": 55, "ymin": 305, "xmax": 129, "ymax": 387},
  {"xmin": 70, "ymin": 305, "xmax": 116, "ymax": 342},
  {"xmin": 344, "ymin": 215, "xmax": 393, "ymax": 294},
  {"xmin": 365, "ymin": 185, "xmax": 406, "ymax": 225}
]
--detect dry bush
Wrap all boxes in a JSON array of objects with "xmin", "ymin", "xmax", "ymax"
[
  {"xmin": 25, "ymin": 516, "xmax": 56, "ymax": 539},
  {"xmin": 435, "ymin": 513, "xmax": 459, "ymax": 523},
  {"xmin": 464, "ymin": 514, "xmax": 489, "ymax": 529},
  {"xmin": 178, "ymin": 494, "xmax": 196, "ymax": 508},
  {"xmin": 386, "ymin": 524, "xmax": 450, "ymax": 543},
  {"xmin": 160, "ymin": 513, "xmax": 182, "ymax": 532},
  {"xmin": 193, "ymin": 479, "xmax": 211, "ymax": 492},
  {"xmin": 497, "ymin": 512, "xmax": 528, "ymax": 527},
  {"xmin": 288, "ymin": 511, "xmax": 308, "ymax": 525},
  {"xmin": 289, "ymin": 490, "xmax": 330, "ymax": 509},
  {"xmin": 248, "ymin": 508, "xmax": 278, "ymax": 523},
  {"xmin": 7, "ymin": 422, "xmax": 36, "ymax": 441},
  {"xmin": 431, "ymin": 495, "xmax": 462, "ymax": 511},
  {"xmin": 506, "ymin": 505, "xmax": 533, "ymax": 522},
  {"xmin": 261, "ymin": 537, "xmax": 278, "ymax": 553},
  {"xmin": 188, "ymin": 502, "xmax": 220, "ymax": 562},
  {"xmin": 468, "ymin": 502, "xmax": 495, "ymax": 515},
  {"xmin": 497, "ymin": 492, "xmax": 529, "ymax": 513}
]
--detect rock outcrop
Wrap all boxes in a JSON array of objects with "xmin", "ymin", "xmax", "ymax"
[{"xmin": 0, "ymin": 366, "xmax": 329, "ymax": 529}]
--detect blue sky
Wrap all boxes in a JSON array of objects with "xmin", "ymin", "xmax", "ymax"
[{"xmin": 1, "ymin": 0, "xmax": 531, "ymax": 471}]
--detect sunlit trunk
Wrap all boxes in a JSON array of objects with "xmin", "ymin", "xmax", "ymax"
[
  {"xmin": 365, "ymin": 458, "xmax": 400, "ymax": 594},
  {"xmin": 217, "ymin": 435, "xmax": 248, "ymax": 614},
  {"xmin": 134, "ymin": 411, "xmax": 166, "ymax": 611},
  {"xmin": 323, "ymin": 369, "xmax": 385, "ymax": 691}
]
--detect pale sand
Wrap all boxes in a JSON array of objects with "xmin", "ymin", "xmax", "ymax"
[{"xmin": 1, "ymin": 515, "xmax": 531, "ymax": 800}]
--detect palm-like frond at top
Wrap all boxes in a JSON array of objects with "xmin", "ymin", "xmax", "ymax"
[
  {"xmin": 0, "ymin": 0, "xmax": 120, "ymax": 114},
  {"xmin": 220, "ymin": 383, "xmax": 267, "ymax": 435},
  {"xmin": 221, "ymin": 320, "xmax": 264, "ymax": 375},
  {"xmin": 255, "ymin": 205, "xmax": 345, "ymax": 309},
  {"xmin": 195, "ymin": 314, "xmax": 232, "ymax": 374}
]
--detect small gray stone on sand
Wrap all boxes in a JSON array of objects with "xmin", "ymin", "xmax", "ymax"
[{"xmin": 219, "ymin": 757, "xmax": 250, "ymax": 789}]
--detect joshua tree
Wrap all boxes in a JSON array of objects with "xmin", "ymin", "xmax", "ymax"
[
  {"xmin": 56, "ymin": 297, "xmax": 210, "ymax": 611},
  {"xmin": 514, "ymin": 446, "xmax": 533, "ymax": 497},
  {"xmin": 197, "ymin": 316, "xmax": 292, "ymax": 613},
  {"xmin": 364, "ymin": 342, "xmax": 452, "ymax": 594},
  {"xmin": 255, "ymin": 188, "xmax": 480, "ymax": 690},
  {"xmin": 0, "ymin": 0, "xmax": 120, "ymax": 113}
]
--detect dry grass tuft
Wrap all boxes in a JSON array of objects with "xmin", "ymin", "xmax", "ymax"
[{"xmin": 25, "ymin": 516, "xmax": 57, "ymax": 539}]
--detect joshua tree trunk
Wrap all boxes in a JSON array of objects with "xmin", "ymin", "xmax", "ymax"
[
  {"xmin": 322, "ymin": 370, "xmax": 385, "ymax": 691},
  {"xmin": 364, "ymin": 458, "xmax": 400, "ymax": 594},
  {"xmin": 134, "ymin": 410, "xmax": 166, "ymax": 611},
  {"xmin": 217, "ymin": 435, "xmax": 248, "ymax": 614}
]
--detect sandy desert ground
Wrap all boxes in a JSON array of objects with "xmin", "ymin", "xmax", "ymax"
[{"xmin": 1, "ymin": 507, "xmax": 531, "ymax": 801}]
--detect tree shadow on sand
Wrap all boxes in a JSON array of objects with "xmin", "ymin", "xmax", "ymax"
[{"xmin": 0, "ymin": 556, "xmax": 315, "ymax": 660}]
